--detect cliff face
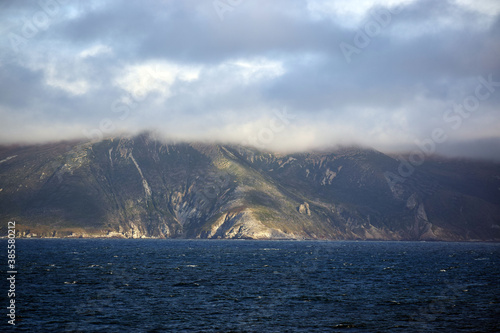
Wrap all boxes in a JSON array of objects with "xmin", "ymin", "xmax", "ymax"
[{"xmin": 1, "ymin": 134, "xmax": 499, "ymax": 241}]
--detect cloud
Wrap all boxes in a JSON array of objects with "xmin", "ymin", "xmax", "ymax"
[{"xmin": 0, "ymin": 0, "xmax": 499, "ymax": 160}]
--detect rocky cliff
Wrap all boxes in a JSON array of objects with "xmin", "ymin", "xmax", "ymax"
[{"xmin": 1, "ymin": 134, "xmax": 499, "ymax": 241}]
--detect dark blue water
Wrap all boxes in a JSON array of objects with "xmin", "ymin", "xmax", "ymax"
[{"xmin": 1, "ymin": 240, "xmax": 499, "ymax": 332}]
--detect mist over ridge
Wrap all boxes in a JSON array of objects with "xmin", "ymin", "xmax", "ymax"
[
  {"xmin": 1, "ymin": 0, "xmax": 499, "ymax": 160},
  {"xmin": 1, "ymin": 133, "xmax": 499, "ymax": 241}
]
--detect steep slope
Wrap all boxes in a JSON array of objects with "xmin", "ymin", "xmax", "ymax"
[
  {"xmin": 228, "ymin": 146, "xmax": 500, "ymax": 241},
  {"xmin": 0, "ymin": 135, "xmax": 499, "ymax": 241}
]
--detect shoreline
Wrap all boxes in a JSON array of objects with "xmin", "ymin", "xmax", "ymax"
[{"xmin": 1, "ymin": 236, "xmax": 499, "ymax": 243}]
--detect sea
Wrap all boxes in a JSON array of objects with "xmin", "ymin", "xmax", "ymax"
[{"xmin": 1, "ymin": 239, "xmax": 499, "ymax": 332}]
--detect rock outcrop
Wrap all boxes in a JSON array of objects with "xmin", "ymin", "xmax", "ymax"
[{"xmin": 0, "ymin": 134, "xmax": 499, "ymax": 241}]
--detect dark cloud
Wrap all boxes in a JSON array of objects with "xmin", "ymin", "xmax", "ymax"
[{"xmin": 0, "ymin": 0, "xmax": 499, "ymax": 159}]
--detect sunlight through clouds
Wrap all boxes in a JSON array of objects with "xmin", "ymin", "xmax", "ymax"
[
  {"xmin": 306, "ymin": 0, "xmax": 416, "ymax": 26},
  {"xmin": 0, "ymin": 0, "xmax": 498, "ymax": 159},
  {"xmin": 115, "ymin": 62, "xmax": 201, "ymax": 101}
]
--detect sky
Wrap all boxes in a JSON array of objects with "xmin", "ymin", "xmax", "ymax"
[{"xmin": 1, "ymin": 0, "xmax": 499, "ymax": 159}]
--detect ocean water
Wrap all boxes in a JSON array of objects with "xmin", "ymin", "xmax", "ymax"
[{"xmin": 1, "ymin": 239, "xmax": 499, "ymax": 332}]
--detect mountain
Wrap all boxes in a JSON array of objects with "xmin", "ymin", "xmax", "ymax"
[{"xmin": 1, "ymin": 134, "xmax": 499, "ymax": 241}]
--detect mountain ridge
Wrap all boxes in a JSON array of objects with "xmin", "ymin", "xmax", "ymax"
[{"xmin": 1, "ymin": 134, "xmax": 499, "ymax": 241}]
